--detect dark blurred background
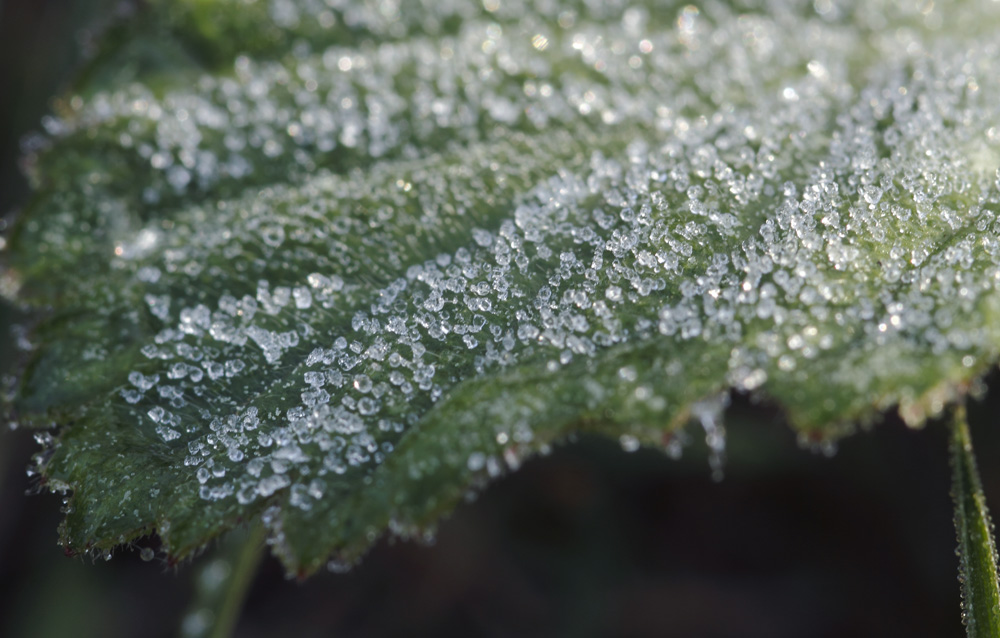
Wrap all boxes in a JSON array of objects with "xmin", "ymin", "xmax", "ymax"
[{"xmin": 1, "ymin": 2, "xmax": 999, "ymax": 637}]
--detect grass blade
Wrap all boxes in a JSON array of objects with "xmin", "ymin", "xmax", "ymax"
[{"xmin": 951, "ymin": 405, "xmax": 1000, "ymax": 638}]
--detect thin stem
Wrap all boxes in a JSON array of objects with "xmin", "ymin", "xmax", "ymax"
[
  {"xmin": 179, "ymin": 524, "xmax": 267, "ymax": 638},
  {"xmin": 950, "ymin": 404, "xmax": 1000, "ymax": 638}
]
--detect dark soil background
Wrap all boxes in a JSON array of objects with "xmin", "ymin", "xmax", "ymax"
[{"xmin": 1, "ymin": 2, "xmax": 998, "ymax": 637}]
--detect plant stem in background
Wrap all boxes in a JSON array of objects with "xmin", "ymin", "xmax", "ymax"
[
  {"xmin": 179, "ymin": 524, "xmax": 266, "ymax": 638},
  {"xmin": 950, "ymin": 405, "xmax": 1000, "ymax": 638}
]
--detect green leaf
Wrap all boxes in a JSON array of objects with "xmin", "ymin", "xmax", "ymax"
[
  {"xmin": 951, "ymin": 406, "xmax": 1000, "ymax": 638},
  {"xmin": 5, "ymin": 0, "xmax": 1000, "ymax": 576}
]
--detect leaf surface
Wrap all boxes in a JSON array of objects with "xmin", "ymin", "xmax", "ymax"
[{"xmin": 5, "ymin": 0, "xmax": 1000, "ymax": 574}]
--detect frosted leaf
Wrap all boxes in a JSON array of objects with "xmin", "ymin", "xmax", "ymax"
[{"xmin": 7, "ymin": 0, "xmax": 1000, "ymax": 577}]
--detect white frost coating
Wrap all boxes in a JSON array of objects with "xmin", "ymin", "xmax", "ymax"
[{"xmin": 69, "ymin": 0, "xmax": 1000, "ymax": 512}]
